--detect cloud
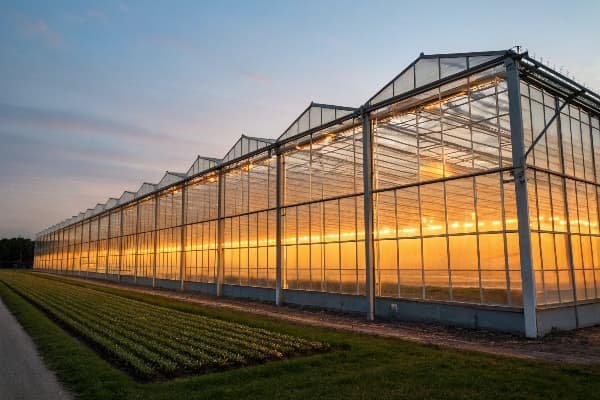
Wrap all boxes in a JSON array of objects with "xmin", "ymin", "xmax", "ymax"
[
  {"xmin": 0, "ymin": 103, "xmax": 204, "ymax": 148},
  {"xmin": 20, "ymin": 19, "xmax": 64, "ymax": 48}
]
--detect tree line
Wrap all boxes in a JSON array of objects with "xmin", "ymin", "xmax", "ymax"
[{"xmin": 0, "ymin": 238, "xmax": 34, "ymax": 268}]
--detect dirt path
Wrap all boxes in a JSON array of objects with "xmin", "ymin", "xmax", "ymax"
[
  {"xmin": 0, "ymin": 298, "xmax": 72, "ymax": 400},
  {"xmin": 50, "ymin": 274, "xmax": 600, "ymax": 366}
]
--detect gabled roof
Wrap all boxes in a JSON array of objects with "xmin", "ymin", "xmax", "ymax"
[
  {"xmin": 135, "ymin": 182, "xmax": 157, "ymax": 198},
  {"xmin": 278, "ymin": 102, "xmax": 356, "ymax": 142},
  {"xmin": 221, "ymin": 135, "xmax": 274, "ymax": 163},
  {"xmin": 104, "ymin": 197, "xmax": 119, "ymax": 210},
  {"xmin": 92, "ymin": 203, "xmax": 105, "ymax": 216},
  {"xmin": 157, "ymin": 171, "xmax": 187, "ymax": 190},
  {"xmin": 187, "ymin": 156, "xmax": 220, "ymax": 177},
  {"xmin": 118, "ymin": 191, "xmax": 135, "ymax": 205},
  {"xmin": 368, "ymin": 51, "xmax": 508, "ymax": 106}
]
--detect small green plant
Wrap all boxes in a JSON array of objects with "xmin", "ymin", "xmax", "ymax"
[{"xmin": 0, "ymin": 272, "xmax": 328, "ymax": 381}]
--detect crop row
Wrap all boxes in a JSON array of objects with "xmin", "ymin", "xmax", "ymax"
[{"xmin": 0, "ymin": 273, "xmax": 328, "ymax": 380}]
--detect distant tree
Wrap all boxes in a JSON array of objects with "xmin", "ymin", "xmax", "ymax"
[{"xmin": 0, "ymin": 238, "xmax": 34, "ymax": 268}]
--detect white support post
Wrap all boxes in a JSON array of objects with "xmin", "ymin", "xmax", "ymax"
[
  {"xmin": 216, "ymin": 169, "xmax": 225, "ymax": 297},
  {"xmin": 275, "ymin": 149, "xmax": 283, "ymax": 306},
  {"xmin": 134, "ymin": 203, "xmax": 140, "ymax": 283},
  {"xmin": 152, "ymin": 194, "xmax": 159, "ymax": 288},
  {"xmin": 118, "ymin": 208, "xmax": 124, "ymax": 282},
  {"xmin": 505, "ymin": 57, "xmax": 538, "ymax": 338},
  {"xmin": 179, "ymin": 185, "xmax": 187, "ymax": 292},
  {"xmin": 106, "ymin": 213, "xmax": 111, "ymax": 279},
  {"xmin": 362, "ymin": 109, "xmax": 376, "ymax": 321}
]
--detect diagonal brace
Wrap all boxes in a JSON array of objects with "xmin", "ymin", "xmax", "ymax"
[{"xmin": 523, "ymin": 89, "xmax": 585, "ymax": 161}]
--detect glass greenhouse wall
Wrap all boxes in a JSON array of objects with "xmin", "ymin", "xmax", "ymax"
[{"xmin": 33, "ymin": 50, "xmax": 600, "ymax": 337}]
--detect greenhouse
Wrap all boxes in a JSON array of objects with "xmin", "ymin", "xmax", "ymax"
[{"xmin": 33, "ymin": 49, "xmax": 600, "ymax": 337}]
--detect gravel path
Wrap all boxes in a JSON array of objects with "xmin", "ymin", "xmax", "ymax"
[
  {"xmin": 47, "ymin": 274, "xmax": 600, "ymax": 366},
  {"xmin": 0, "ymin": 298, "xmax": 72, "ymax": 400}
]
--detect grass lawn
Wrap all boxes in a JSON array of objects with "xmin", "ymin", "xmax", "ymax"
[{"xmin": 1, "ymin": 272, "xmax": 599, "ymax": 400}]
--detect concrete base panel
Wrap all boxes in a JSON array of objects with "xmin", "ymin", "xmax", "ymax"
[
  {"xmin": 119, "ymin": 275, "xmax": 135, "ymax": 285},
  {"xmin": 155, "ymin": 279, "xmax": 180, "ymax": 291},
  {"xmin": 577, "ymin": 302, "xmax": 600, "ymax": 328},
  {"xmin": 133, "ymin": 277, "xmax": 152, "ymax": 287},
  {"xmin": 184, "ymin": 281, "xmax": 216, "ymax": 296},
  {"xmin": 221, "ymin": 284, "xmax": 275, "ymax": 302},
  {"xmin": 377, "ymin": 297, "xmax": 525, "ymax": 334},
  {"xmin": 283, "ymin": 289, "xmax": 367, "ymax": 314},
  {"xmin": 537, "ymin": 302, "xmax": 600, "ymax": 335}
]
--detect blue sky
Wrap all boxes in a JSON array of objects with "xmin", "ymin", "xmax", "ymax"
[{"xmin": 1, "ymin": 0, "xmax": 599, "ymax": 238}]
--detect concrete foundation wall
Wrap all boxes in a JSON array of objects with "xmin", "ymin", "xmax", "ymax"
[
  {"xmin": 183, "ymin": 281, "xmax": 216, "ymax": 296},
  {"xmin": 222, "ymin": 284, "xmax": 275, "ymax": 302},
  {"xmin": 377, "ymin": 297, "xmax": 525, "ymax": 334},
  {"xmin": 37, "ymin": 271, "xmax": 529, "ymax": 334},
  {"xmin": 133, "ymin": 277, "xmax": 152, "ymax": 287},
  {"xmin": 155, "ymin": 278, "xmax": 180, "ymax": 291},
  {"xmin": 120, "ymin": 275, "xmax": 135, "ymax": 285},
  {"xmin": 537, "ymin": 302, "xmax": 600, "ymax": 335}
]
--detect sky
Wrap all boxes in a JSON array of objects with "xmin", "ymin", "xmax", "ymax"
[{"xmin": 1, "ymin": 0, "xmax": 599, "ymax": 239}]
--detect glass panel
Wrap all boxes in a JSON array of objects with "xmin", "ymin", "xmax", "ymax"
[
  {"xmin": 440, "ymin": 57, "xmax": 467, "ymax": 79},
  {"xmin": 415, "ymin": 58, "xmax": 439, "ymax": 88}
]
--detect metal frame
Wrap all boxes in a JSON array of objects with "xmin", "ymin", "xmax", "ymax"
[
  {"xmin": 34, "ymin": 49, "xmax": 600, "ymax": 336},
  {"xmin": 275, "ymin": 149, "xmax": 283, "ymax": 305},
  {"xmin": 362, "ymin": 108, "xmax": 376, "ymax": 320},
  {"xmin": 505, "ymin": 56, "xmax": 538, "ymax": 337}
]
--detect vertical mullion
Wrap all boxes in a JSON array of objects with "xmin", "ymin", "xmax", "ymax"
[
  {"xmin": 556, "ymin": 97, "xmax": 579, "ymax": 319},
  {"xmin": 118, "ymin": 208, "xmax": 124, "ymax": 282},
  {"xmin": 362, "ymin": 109, "xmax": 376, "ymax": 321},
  {"xmin": 496, "ymin": 78, "xmax": 512, "ymax": 305},
  {"xmin": 394, "ymin": 189, "xmax": 400, "ymax": 298},
  {"xmin": 472, "ymin": 80, "xmax": 482, "ymax": 304},
  {"xmin": 153, "ymin": 195, "xmax": 159, "ymax": 288},
  {"xmin": 79, "ymin": 221, "xmax": 84, "ymax": 276},
  {"xmin": 216, "ymin": 169, "xmax": 224, "ymax": 296},
  {"xmin": 275, "ymin": 150, "xmax": 283, "ymax": 305},
  {"xmin": 134, "ymin": 203, "xmax": 140, "ymax": 283},
  {"xmin": 439, "ymin": 87, "xmax": 453, "ymax": 302},
  {"xmin": 87, "ymin": 220, "xmax": 92, "ymax": 277},
  {"xmin": 588, "ymin": 113, "xmax": 600, "ymax": 299},
  {"xmin": 338, "ymin": 198, "xmax": 342, "ymax": 293},
  {"xmin": 106, "ymin": 213, "xmax": 111, "ymax": 279},
  {"xmin": 308, "ymin": 136, "xmax": 313, "ymax": 291},
  {"xmin": 417, "ymin": 112, "xmax": 426, "ymax": 300},
  {"xmin": 180, "ymin": 185, "xmax": 187, "ymax": 291}
]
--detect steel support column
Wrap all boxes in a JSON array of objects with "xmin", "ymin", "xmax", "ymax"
[
  {"xmin": 106, "ymin": 212, "xmax": 111, "ymax": 279},
  {"xmin": 505, "ymin": 57, "xmax": 538, "ymax": 337},
  {"xmin": 134, "ymin": 203, "xmax": 140, "ymax": 283},
  {"xmin": 87, "ymin": 221, "xmax": 91, "ymax": 277},
  {"xmin": 152, "ymin": 194, "xmax": 159, "ymax": 288},
  {"xmin": 95, "ymin": 217, "xmax": 100, "ymax": 276},
  {"xmin": 275, "ymin": 149, "xmax": 283, "ymax": 306},
  {"xmin": 79, "ymin": 222, "xmax": 84, "ymax": 276},
  {"xmin": 179, "ymin": 185, "xmax": 187, "ymax": 292},
  {"xmin": 216, "ymin": 169, "xmax": 225, "ymax": 297},
  {"xmin": 362, "ymin": 109, "xmax": 376, "ymax": 321},
  {"xmin": 118, "ymin": 207, "xmax": 124, "ymax": 282}
]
